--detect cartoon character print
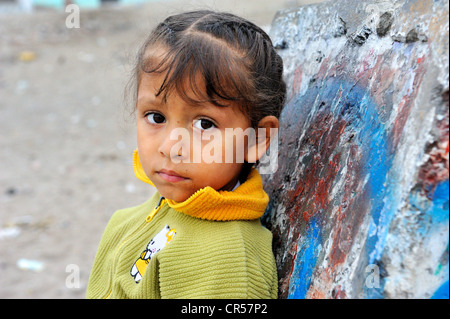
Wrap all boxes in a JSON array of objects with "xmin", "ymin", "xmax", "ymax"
[{"xmin": 130, "ymin": 224, "xmax": 176, "ymax": 283}]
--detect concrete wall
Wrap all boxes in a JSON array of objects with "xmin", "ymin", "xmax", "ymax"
[{"xmin": 263, "ymin": 0, "xmax": 449, "ymax": 298}]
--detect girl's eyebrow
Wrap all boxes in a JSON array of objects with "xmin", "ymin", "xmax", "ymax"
[{"xmin": 137, "ymin": 95, "xmax": 166, "ymax": 108}]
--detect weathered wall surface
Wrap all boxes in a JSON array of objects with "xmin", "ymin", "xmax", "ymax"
[{"xmin": 263, "ymin": 0, "xmax": 449, "ymax": 298}]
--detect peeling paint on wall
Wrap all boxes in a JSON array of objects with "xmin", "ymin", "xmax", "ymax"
[{"xmin": 263, "ymin": 0, "xmax": 449, "ymax": 298}]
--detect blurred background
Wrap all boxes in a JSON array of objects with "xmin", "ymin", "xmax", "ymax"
[{"xmin": 0, "ymin": 0, "xmax": 324, "ymax": 298}]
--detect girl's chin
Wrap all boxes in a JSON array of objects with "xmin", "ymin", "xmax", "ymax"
[{"xmin": 156, "ymin": 186, "xmax": 192, "ymax": 203}]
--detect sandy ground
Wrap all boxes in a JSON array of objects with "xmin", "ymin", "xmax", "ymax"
[{"xmin": 0, "ymin": 0, "xmax": 323, "ymax": 299}]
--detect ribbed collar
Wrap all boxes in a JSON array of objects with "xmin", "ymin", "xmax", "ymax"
[{"xmin": 133, "ymin": 149, "xmax": 269, "ymax": 221}]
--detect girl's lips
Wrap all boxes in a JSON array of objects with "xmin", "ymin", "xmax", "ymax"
[{"xmin": 157, "ymin": 170, "xmax": 188, "ymax": 183}]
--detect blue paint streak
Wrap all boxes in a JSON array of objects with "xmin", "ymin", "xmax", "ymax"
[
  {"xmin": 341, "ymin": 85, "xmax": 395, "ymax": 299},
  {"xmin": 285, "ymin": 76, "xmax": 392, "ymax": 298},
  {"xmin": 336, "ymin": 82, "xmax": 393, "ymax": 271},
  {"xmin": 431, "ymin": 280, "xmax": 449, "ymax": 299},
  {"xmin": 288, "ymin": 217, "xmax": 321, "ymax": 299},
  {"xmin": 409, "ymin": 179, "xmax": 449, "ymax": 237},
  {"xmin": 429, "ymin": 180, "xmax": 450, "ymax": 225},
  {"xmin": 428, "ymin": 181, "xmax": 449, "ymax": 300},
  {"xmin": 359, "ymin": 99, "xmax": 391, "ymax": 263},
  {"xmin": 321, "ymin": 78, "xmax": 396, "ymax": 297}
]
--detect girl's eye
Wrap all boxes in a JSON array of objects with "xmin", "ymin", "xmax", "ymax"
[
  {"xmin": 194, "ymin": 119, "xmax": 216, "ymax": 131},
  {"xmin": 146, "ymin": 113, "xmax": 165, "ymax": 124}
]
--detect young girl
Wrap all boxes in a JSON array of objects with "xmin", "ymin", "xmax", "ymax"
[{"xmin": 87, "ymin": 10, "xmax": 286, "ymax": 299}]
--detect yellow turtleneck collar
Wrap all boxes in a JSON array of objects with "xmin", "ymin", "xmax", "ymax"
[{"xmin": 132, "ymin": 149, "xmax": 269, "ymax": 221}]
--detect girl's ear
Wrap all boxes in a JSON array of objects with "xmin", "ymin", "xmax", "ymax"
[{"xmin": 245, "ymin": 116, "xmax": 279, "ymax": 163}]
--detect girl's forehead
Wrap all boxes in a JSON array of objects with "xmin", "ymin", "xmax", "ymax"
[
  {"xmin": 138, "ymin": 67, "xmax": 235, "ymax": 108},
  {"xmin": 137, "ymin": 70, "xmax": 209, "ymax": 103},
  {"xmin": 138, "ymin": 72, "xmax": 229, "ymax": 108}
]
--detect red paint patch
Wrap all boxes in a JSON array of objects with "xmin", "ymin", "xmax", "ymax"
[
  {"xmin": 418, "ymin": 90, "xmax": 449, "ymax": 198},
  {"xmin": 328, "ymin": 144, "xmax": 369, "ymax": 271},
  {"xmin": 390, "ymin": 60, "xmax": 427, "ymax": 151}
]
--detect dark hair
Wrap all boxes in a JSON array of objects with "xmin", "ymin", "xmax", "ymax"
[{"xmin": 126, "ymin": 10, "xmax": 286, "ymax": 128}]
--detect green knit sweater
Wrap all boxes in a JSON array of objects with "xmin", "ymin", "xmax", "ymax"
[{"xmin": 86, "ymin": 169, "xmax": 277, "ymax": 299}]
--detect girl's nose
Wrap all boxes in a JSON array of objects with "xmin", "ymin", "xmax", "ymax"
[{"xmin": 157, "ymin": 127, "xmax": 190, "ymax": 163}]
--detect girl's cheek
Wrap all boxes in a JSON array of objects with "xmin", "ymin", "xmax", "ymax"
[
  {"xmin": 222, "ymin": 134, "xmax": 243, "ymax": 163},
  {"xmin": 189, "ymin": 129, "xmax": 249, "ymax": 164}
]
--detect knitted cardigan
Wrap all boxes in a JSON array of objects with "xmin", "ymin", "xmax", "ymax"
[{"xmin": 86, "ymin": 151, "xmax": 277, "ymax": 299}]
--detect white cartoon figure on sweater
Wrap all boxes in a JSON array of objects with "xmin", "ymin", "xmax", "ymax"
[{"xmin": 130, "ymin": 224, "xmax": 176, "ymax": 283}]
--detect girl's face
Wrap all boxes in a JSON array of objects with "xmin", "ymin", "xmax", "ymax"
[{"xmin": 136, "ymin": 71, "xmax": 253, "ymax": 202}]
